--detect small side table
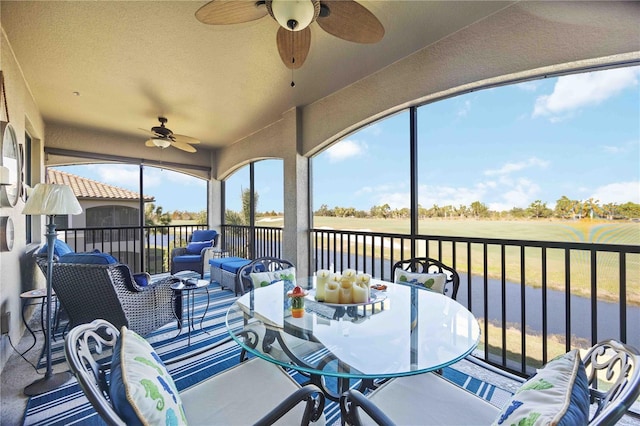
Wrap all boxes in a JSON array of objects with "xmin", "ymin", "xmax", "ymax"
[
  {"xmin": 20, "ymin": 289, "xmax": 59, "ymax": 355},
  {"xmin": 171, "ymin": 279, "xmax": 211, "ymax": 346}
]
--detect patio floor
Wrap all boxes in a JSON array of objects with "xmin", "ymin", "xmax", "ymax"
[{"xmin": 2, "ymin": 283, "xmax": 639, "ymax": 426}]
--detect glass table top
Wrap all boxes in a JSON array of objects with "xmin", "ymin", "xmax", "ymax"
[{"xmin": 225, "ymin": 279, "xmax": 480, "ymax": 380}]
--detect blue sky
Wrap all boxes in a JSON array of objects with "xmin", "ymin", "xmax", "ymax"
[{"xmin": 56, "ymin": 66, "xmax": 639, "ymax": 214}]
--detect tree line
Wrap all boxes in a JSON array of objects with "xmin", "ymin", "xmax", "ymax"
[
  {"xmin": 315, "ymin": 196, "xmax": 640, "ymax": 220},
  {"xmin": 145, "ymin": 203, "xmax": 207, "ymax": 226},
  {"xmin": 148, "ymin": 190, "xmax": 640, "ymax": 225}
]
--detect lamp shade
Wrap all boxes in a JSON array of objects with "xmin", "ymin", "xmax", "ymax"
[
  {"xmin": 271, "ymin": 0, "xmax": 315, "ymax": 31},
  {"xmin": 22, "ymin": 183, "xmax": 82, "ymax": 216}
]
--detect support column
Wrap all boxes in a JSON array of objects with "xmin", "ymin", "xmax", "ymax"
[
  {"xmin": 282, "ymin": 108, "xmax": 310, "ymax": 278},
  {"xmin": 209, "ymin": 178, "xmax": 222, "ymax": 230}
]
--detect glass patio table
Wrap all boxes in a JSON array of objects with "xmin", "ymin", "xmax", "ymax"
[{"xmin": 225, "ymin": 278, "xmax": 480, "ymax": 401}]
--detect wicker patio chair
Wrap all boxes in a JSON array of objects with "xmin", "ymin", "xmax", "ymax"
[
  {"xmin": 65, "ymin": 319, "xmax": 326, "ymax": 425},
  {"xmin": 170, "ymin": 229, "xmax": 219, "ymax": 278},
  {"xmin": 35, "ymin": 256, "xmax": 179, "ymax": 337},
  {"xmin": 391, "ymin": 257, "xmax": 460, "ymax": 299}
]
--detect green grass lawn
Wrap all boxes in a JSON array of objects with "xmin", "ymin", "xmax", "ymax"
[{"xmin": 311, "ymin": 217, "xmax": 640, "ymax": 305}]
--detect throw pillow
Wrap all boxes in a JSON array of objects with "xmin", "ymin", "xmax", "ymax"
[
  {"xmin": 185, "ymin": 241, "xmax": 211, "ymax": 254},
  {"xmin": 110, "ymin": 327, "xmax": 187, "ymax": 426},
  {"xmin": 394, "ymin": 270, "xmax": 447, "ymax": 294},
  {"xmin": 38, "ymin": 239, "xmax": 74, "ymax": 257},
  {"xmin": 191, "ymin": 229, "xmax": 218, "ymax": 242},
  {"xmin": 250, "ymin": 267, "xmax": 297, "ymax": 289},
  {"xmin": 133, "ymin": 272, "xmax": 151, "ymax": 287},
  {"xmin": 493, "ymin": 349, "xmax": 589, "ymax": 426},
  {"xmin": 249, "ymin": 267, "xmax": 296, "ymax": 311}
]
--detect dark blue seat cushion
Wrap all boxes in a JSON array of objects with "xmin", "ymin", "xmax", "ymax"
[
  {"xmin": 173, "ymin": 254, "xmax": 201, "ymax": 264},
  {"xmin": 209, "ymin": 257, "xmax": 247, "ymax": 268},
  {"xmin": 58, "ymin": 252, "xmax": 118, "ymax": 265},
  {"xmin": 221, "ymin": 260, "xmax": 251, "ymax": 273},
  {"xmin": 38, "ymin": 239, "xmax": 74, "ymax": 257},
  {"xmin": 191, "ymin": 230, "xmax": 218, "ymax": 242}
]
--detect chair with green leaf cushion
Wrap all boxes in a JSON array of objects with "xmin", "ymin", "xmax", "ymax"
[
  {"xmin": 392, "ymin": 257, "xmax": 460, "ymax": 299},
  {"xmin": 340, "ymin": 340, "xmax": 640, "ymax": 426},
  {"xmin": 237, "ymin": 256, "xmax": 295, "ymax": 295},
  {"xmin": 65, "ymin": 319, "xmax": 326, "ymax": 426}
]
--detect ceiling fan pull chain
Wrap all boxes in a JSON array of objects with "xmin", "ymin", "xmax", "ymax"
[{"xmin": 290, "ymin": 30, "xmax": 296, "ymax": 87}]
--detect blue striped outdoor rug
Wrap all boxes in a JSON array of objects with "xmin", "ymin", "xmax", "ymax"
[{"xmin": 23, "ymin": 277, "xmax": 511, "ymax": 426}]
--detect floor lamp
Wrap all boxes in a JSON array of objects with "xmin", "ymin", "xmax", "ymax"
[{"xmin": 22, "ymin": 183, "xmax": 82, "ymax": 396}]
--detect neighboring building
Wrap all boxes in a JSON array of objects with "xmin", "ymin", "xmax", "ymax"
[{"xmin": 47, "ymin": 169, "xmax": 155, "ymax": 266}]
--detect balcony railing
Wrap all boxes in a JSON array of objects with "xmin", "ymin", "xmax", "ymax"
[
  {"xmin": 56, "ymin": 223, "xmax": 639, "ymax": 378},
  {"xmin": 311, "ymin": 228, "xmax": 640, "ymax": 377},
  {"xmin": 57, "ymin": 224, "xmax": 208, "ymax": 274},
  {"xmin": 224, "ymin": 224, "xmax": 639, "ymax": 377}
]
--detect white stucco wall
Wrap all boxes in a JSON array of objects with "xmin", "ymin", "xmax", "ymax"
[{"xmin": 0, "ymin": 30, "xmax": 47, "ymax": 369}]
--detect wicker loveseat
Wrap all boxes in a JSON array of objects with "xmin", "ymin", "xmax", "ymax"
[{"xmin": 35, "ymin": 255, "xmax": 180, "ymax": 337}]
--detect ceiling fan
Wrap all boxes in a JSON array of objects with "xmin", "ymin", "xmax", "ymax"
[
  {"xmin": 195, "ymin": 0, "xmax": 385, "ymax": 70},
  {"xmin": 139, "ymin": 117, "xmax": 200, "ymax": 153}
]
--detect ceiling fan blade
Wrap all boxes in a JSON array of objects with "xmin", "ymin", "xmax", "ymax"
[
  {"xmin": 276, "ymin": 26, "xmax": 311, "ymax": 69},
  {"xmin": 139, "ymin": 128, "xmax": 160, "ymax": 137},
  {"xmin": 195, "ymin": 0, "xmax": 268, "ymax": 25},
  {"xmin": 171, "ymin": 133, "xmax": 201, "ymax": 144},
  {"xmin": 171, "ymin": 141, "xmax": 197, "ymax": 153},
  {"xmin": 317, "ymin": 0, "xmax": 384, "ymax": 44}
]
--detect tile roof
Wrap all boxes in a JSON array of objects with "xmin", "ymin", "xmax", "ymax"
[{"xmin": 47, "ymin": 169, "xmax": 154, "ymax": 202}]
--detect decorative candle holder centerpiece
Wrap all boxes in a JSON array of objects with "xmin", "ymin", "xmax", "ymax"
[
  {"xmin": 314, "ymin": 269, "xmax": 371, "ymax": 304},
  {"xmin": 287, "ymin": 285, "xmax": 307, "ymax": 318}
]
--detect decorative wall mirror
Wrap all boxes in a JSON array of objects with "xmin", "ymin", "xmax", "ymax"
[
  {"xmin": 0, "ymin": 216, "xmax": 14, "ymax": 251},
  {"xmin": 1, "ymin": 122, "xmax": 21, "ymax": 207}
]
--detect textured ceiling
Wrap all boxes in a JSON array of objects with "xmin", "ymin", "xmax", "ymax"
[{"xmin": 1, "ymin": 0, "xmax": 515, "ymax": 150}]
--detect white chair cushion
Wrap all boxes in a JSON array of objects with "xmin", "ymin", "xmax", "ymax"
[
  {"xmin": 362, "ymin": 372, "xmax": 499, "ymax": 425},
  {"xmin": 180, "ymin": 357, "xmax": 325, "ymax": 425}
]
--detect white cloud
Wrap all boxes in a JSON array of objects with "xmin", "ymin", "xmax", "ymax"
[
  {"xmin": 533, "ymin": 66, "xmax": 640, "ymax": 119},
  {"xmin": 601, "ymin": 140, "xmax": 638, "ymax": 154},
  {"xmin": 363, "ymin": 123, "xmax": 382, "ymax": 136},
  {"xmin": 93, "ymin": 165, "xmax": 157, "ymax": 189},
  {"xmin": 495, "ymin": 179, "xmax": 541, "ymax": 210},
  {"xmin": 457, "ymin": 100, "xmax": 471, "ymax": 117},
  {"xmin": 515, "ymin": 81, "xmax": 540, "ymax": 92},
  {"xmin": 325, "ymin": 139, "xmax": 367, "ymax": 163},
  {"xmin": 590, "ymin": 181, "xmax": 640, "ymax": 204},
  {"xmin": 484, "ymin": 157, "xmax": 549, "ymax": 176}
]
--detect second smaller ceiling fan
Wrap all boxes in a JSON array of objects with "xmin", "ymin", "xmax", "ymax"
[{"xmin": 139, "ymin": 117, "xmax": 200, "ymax": 153}]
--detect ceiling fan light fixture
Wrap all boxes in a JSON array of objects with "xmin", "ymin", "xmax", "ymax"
[
  {"xmin": 271, "ymin": 0, "xmax": 315, "ymax": 31},
  {"xmin": 152, "ymin": 138, "xmax": 171, "ymax": 149}
]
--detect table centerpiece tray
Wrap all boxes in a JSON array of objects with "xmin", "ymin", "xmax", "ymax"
[{"xmin": 305, "ymin": 288, "xmax": 387, "ymax": 307}]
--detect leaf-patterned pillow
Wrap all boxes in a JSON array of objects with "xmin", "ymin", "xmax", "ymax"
[
  {"xmin": 493, "ymin": 349, "xmax": 589, "ymax": 426},
  {"xmin": 394, "ymin": 270, "xmax": 447, "ymax": 294},
  {"xmin": 250, "ymin": 267, "xmax": 296, "ymax": 289},
  {"xmin": 250, "ymin": 267, "xmax": 296, "ymax": 311},
  {"xmin": 110, "ymin": 327, "xmax": 187, "ymax": 426}
]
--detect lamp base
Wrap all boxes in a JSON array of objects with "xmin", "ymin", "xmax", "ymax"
[{"xmin": 24, "ymin": 371, "xmax": 73, "ymax": 396}]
